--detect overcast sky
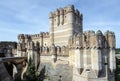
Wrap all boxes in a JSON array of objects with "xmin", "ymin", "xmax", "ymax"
[{"xmin": 0, "ymin": 0, "xmax": 120, "ymax": 47}]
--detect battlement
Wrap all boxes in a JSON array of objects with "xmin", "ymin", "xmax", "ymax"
[
  {"xmin": 18, "ymin": 34, "xmax": 25, "ymax": 39},
  {"xmin": 69, "ymin": 30, "xmax": 115, "ymax": 49},
  {"xmin": 30, "ymin": 32, "xmax": 49, "ymax": 39},
  {"xmin": 18, "ymin": 34, "xmax": 31, "ymax": 39},
  {"xmin": 50, "ymin": 5, "xmax": 82, "ymax": 17},
  {"xmin": 49, "ymin": 5, "xmax": 83, "ymax": 46},
  {"xmin": 49, "ymin": 4, "xmax": 83, "ymax": 26},
  {"xmin": 18, "ymin": 32, "xmax": 50, "ymax": 40},
  {"xmin": 40, "ymin": 45, "xmax": 69, "ymax": 57}
]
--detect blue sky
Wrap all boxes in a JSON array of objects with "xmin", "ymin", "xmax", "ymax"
[{"xmin": 0, "ymin": 0, "xmax": 120, "ymax": 47}]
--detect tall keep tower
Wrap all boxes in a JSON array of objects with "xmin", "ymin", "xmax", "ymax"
[{"xmin": 49, "ymin": 5, "xmax": 83, "ymax": 46}]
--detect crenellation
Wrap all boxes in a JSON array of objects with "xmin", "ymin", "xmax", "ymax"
[
  {"xmin": 49, "ymin": 12, "xmax": 54, "ymax": 18},
  {"xmin": 64, "ymin": 4, "xmax": 74, "ymax": 14},
  {"xmin": 42, "ymin": 32, "xmax": 49, "ymax": 38},
  {"xmin": 18, "ymin": 34, "xmax": 24, "ymax": 40},
  {"xmin": 59, "ymin": 8, "xmax": 64, "ymax": 25},
  {"xmin": 68, "ymin": 30, "xmax": 116, "ymax": 49},
  {"xmin": 79, "ymin": 12, "xmax": 82, "ymax": 19},
  {"xmin": 54, "ymin": 9, "xmax": 59, "ymax": 26},
  {"xmin": 18, "ymin": 34, "xmax": 25, "ymax": 44},
  {"xmin": 59, "ymin": 8, "xmax": 64, "ymax": 15},
  {"xmin": 29, "ymin": 32, "xmax": 49, "ymax": 39},
  {"xmin": 54, "ymin": 9, "xmax": 58, "ymax": 17},
  {"xmin": 105, "ymin": 31, "xmax": 116, "ymax": 48},
  {"xmin": 75, "ymin": 9, "xmax": 80, "ymax": 16}
]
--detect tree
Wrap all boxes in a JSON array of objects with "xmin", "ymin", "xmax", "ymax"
[{"xmin": 23, "ymin": 57, "xmax": 37, "ymax": 81}]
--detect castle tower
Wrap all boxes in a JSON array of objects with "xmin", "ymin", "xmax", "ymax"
[
  {"xmin": 69, "ymin": 30, "xmax": 116, "ymax": 81},
  {"xmin": 17, "ymin": 34, "xmax": 25, "ymax": 57},
  {"xmin": 49, "ymin": 5, "xmax": 83, "ymax": 46},
  {"xmin": 18, "ymin": 34, "xmax": 25, "ymax": 43}
]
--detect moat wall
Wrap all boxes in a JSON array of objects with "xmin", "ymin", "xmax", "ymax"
[{"xmin": 38, "ymin": 56, "xmax": 73, "ymax": 81}]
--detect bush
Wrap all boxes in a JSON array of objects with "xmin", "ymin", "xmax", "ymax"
[
  {"xmin": 115, "ymin": 58, "xmax": 120, "ymax": 81},
  {"xmin": 116, "ymin": 48, "xmax": 120, "ymax": 54},
  {"xmin": 23, "ymin": 58, "xmax": 37, "ymax": 81}
]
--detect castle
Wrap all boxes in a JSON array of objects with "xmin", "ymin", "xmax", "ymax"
[{"xmin": 17, "ymin": 5, "xmax": 116, "ymax": 81}]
